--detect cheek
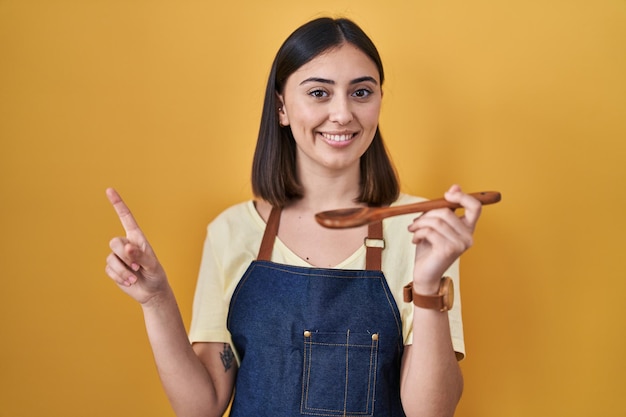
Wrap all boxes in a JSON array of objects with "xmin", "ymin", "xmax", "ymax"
[
  {"xmin": 361, "ymin": 105, "xmax": 381, "ymax": 127},
  {"xmin": 289, "ymin": 105, "xmax": 325, "ymax": 128}
]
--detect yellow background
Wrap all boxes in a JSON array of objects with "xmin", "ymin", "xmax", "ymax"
[{"xmin": 1, "ymin": 0, "xmax": 625, "ymax": 416}]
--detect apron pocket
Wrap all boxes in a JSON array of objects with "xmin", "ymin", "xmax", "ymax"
[{"xmin": 301, "ymin": 329, "xmax": 379, "ymax": 416}]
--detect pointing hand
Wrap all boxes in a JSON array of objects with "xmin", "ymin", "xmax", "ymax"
[{"xmin": 104, "ymin": 188, "xmax": 168, "ymax": 304}]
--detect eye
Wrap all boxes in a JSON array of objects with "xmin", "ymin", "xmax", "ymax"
[
  {"xmin": 308, "ymin": 89, "xmax": 329, "ymax": 98},
  {"xmin": 352, "ymin": 88, "xmax": 373, "ymax": 98}
]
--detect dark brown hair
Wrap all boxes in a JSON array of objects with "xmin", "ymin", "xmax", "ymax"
[{"xmin": 251, "ymin": 17, "xmax": 399, "ymax": 207}]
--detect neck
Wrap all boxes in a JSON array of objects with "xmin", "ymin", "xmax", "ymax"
[{"xmin": 291, "ymin": 165, "xmax": 363, "ymax": 212}]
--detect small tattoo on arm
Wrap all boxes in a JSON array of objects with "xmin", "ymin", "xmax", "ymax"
[{"xmin": 220, "ymin": 343, "xmax": 235, "ymax": 372}]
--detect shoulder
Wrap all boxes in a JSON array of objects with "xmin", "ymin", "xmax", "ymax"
[
  {"xmin": 209, "ymin": 200, "xmax": 261, "ymax": 230},
  {"xmin": 201, "ymin": 200, "xmax": 266, "ymax": 269},
  {"xmin": 207, "ymin": 200, "xmax": 266, "ymax": 244},
  {"xmin": 383, "ymin": 193, "xmax": 427, "ymax": 232},
  {"xmin": 392, "ymin": 192, "xmax": 427, "ymax": 206},
  {"xmin": 381, "ymin": 193, "xmax": 425, "ymax": 265}
]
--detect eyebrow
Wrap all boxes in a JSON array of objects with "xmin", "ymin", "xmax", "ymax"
[{"xmin": 299, "ymin": 76, "xmax": 378, "ymax": 86}]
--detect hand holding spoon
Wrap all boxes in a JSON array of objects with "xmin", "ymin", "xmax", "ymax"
[{"xmin": 315, "ymin": 191, "xmax": 501, "ymax": 229}]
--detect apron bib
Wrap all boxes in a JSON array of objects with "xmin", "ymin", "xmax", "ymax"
[{"xmin": 227, "ymin": 206, "xmax": 406, "ymax": 416}]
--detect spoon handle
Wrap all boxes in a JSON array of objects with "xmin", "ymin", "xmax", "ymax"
[{"xmin": 380, "ymin": 191, "xmax": 501, "ymax": 220}]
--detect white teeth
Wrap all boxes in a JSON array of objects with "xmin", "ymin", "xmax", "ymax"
[{"xmin": 322, "ymin": 133, "xmax": 353, "ymax": 142}]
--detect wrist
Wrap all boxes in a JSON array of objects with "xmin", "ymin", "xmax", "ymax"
[
  {"xmin": 412, "ymin": 269, "xmax": 446, "ymax": 294},
  {"xmin": 140, "ymin": 285, "xmax": 175, "ymax": 310}
]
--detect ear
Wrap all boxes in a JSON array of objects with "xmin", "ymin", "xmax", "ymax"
[{"xmin": 276, "ymin": 92, "xmax": 289, "ymax": 127}]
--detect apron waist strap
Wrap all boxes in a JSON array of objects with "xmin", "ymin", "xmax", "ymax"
[{"xmin": 257, "ymin": 205, "xmax": 383, "ymax": 271}]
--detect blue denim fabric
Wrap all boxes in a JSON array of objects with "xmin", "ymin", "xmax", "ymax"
[{"xmin": 227, "ymin": 261, "xmax": 406, "ymax": 417}]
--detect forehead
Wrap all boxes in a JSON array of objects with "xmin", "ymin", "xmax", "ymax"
[{"xmin": 288, "ymin": 43, "xmax": 381, "ymax": 84}]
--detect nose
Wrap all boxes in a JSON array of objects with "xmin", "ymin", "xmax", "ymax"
[{"xmin": 328, "ymin": 96, "xmax": 353, "ymax": 125}]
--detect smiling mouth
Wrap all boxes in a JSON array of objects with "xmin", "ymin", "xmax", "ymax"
[{"xmin": 320, "ymin": 132, "xmax": 357, "ymax": 142}]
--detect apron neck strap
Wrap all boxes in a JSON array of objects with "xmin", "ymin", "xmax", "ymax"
[
  {"xmin": 365, "ymin": 220, "xmax": 383, "ymax": 271},
  {"xmin": 257, "ymin": 205, "xmax": 383, "ymax": 271},
  {"xmin": 257, "ymin": 204, "xmax": 282, "ymax": 262}
]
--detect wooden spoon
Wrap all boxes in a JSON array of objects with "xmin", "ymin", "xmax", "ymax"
[{"xmin": 315, "ymin": 191, "xmax": 501, "ymax": 229}]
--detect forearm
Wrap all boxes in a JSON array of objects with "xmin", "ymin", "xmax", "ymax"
[
  {"xmin": 141, "ymin": 286, "xmax": 231, "ymax": 417},
  {"xmin": 400, "ymin": 307, "xmax": 463, "ymax": 417},
  {"xmin": 104, "ymin": 189, "xmax": 234, "ymax": 416}
]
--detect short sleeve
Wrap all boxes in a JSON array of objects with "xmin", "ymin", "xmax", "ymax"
[
  {"xmin": 188, "ymin": 224, "xmax": 232, "ymax": 345},
  {"xmin": 188, "ymin": 202, "xmax": 262, "ymax": 346}
]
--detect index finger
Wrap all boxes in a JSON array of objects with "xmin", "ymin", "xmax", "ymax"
[
  {"xmin": 444, "ymin": 186, "xmax": 483, "ymax": 228},
  {"xmin": 106, "ymin": 188, "xmax": 142, "ymax": 235},
  {"xmin": 457, "ymin": 193, "xmax": 483, "ymax": 228}
]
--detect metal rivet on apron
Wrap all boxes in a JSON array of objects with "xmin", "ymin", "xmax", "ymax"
[
  {"xmin": 304, "ymin": 330, "xmax": 311, "ymax": 338},
  {"xmin": 372, "ymin": 333, "xmax": 379, "ymax": 341}
]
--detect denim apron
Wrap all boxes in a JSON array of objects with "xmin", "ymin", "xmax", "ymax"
[{"xmin": 227, "ymin": 206, "xmax": 406, "ymax": 417}]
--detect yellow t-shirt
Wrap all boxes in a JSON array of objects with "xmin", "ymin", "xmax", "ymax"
[{"xmin": 188, "ymin": 193, "xmax": 465, "ymax": 359}]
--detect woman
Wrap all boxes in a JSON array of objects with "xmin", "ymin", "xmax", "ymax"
[{"xmin": 105, "ymin": 17, "xmax": 482, "ymax": 417}]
